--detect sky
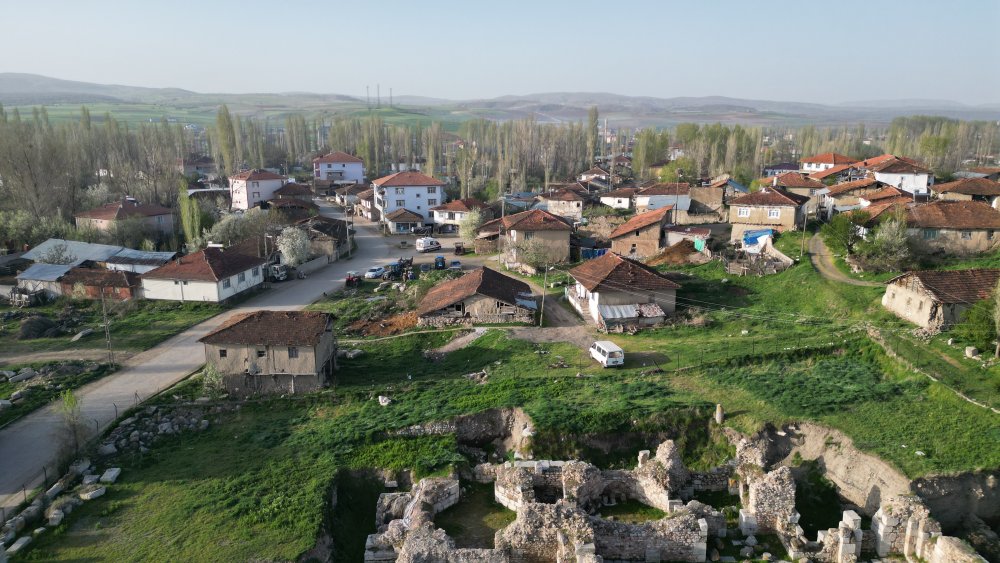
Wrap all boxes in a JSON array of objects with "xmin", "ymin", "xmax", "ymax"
[{"xmin": 2, "ymin": 0, "xmax": 999, "ymax": 105}]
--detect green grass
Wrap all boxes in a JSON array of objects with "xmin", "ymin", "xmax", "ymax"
[
  {"xmin": 435, "ymin": 481, "xmax": 516, "ymax": 548},
  {"xmin": 597, "ymin": 499, "xmax": 667, "ymax": 523},
  {"xmin": 329, "ymin": 472, "xmax": 387, "ymax": 561},
  {"xmin": 0, "ymin": 361, "xmax": 112, "ymax": 427}
]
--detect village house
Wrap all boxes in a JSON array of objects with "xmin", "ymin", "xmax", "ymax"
[
  {"xmin": 332, "ymin": 183, "xmax": 369, "ymax": 208},
  {"xmin": 634, "ymin": 183, "xmax": 690, "ymax": 213},
  {"xmin": 858, "ymin": 186, "xmax": 910, "ymax": 208},
  {"xmin": 312, "ymin": 151, "xmax": 365, "ymax": 183},
  {"xmin": 609, "ymin": 206, "xmax": 672, "ymax": 260},
  {"xmin": 429, "ymin": 198, "xmax": 493, "ymax": 234},
  {"xmin": 141, "ymin": 247, "xmax": 265, "ymax": 302},
  {"xmin": 416, "ymin": 267, "xmax": 536, "ymax": 327},
  {"xmin": 900, "ymin": 200, "xmax": 1000, "ymax": 255},
  {"xmin": 932, "ymin": 177, "xmax": 1000, "ymax": 207},
  {"xmin": 763, "ymin": 162, "xmax": 799, "ymax": 177},
  {"xmin": 599, "ymin": 187, "xmax": 638, "ymax": 210},
  {"xmin": 266, "ymin": 198, "xmax": 319, "ymax": 221},
  {"xmin": 177, "ymin": 154, "xmax": 217, "ymax": 177},
  {"xmin": 821, "ymin": 177, "xmax": 886, "ymax": 218},
  {"xmin": 857, "ymin": 155, "xmax": 934, "ymax": 195},
  {"xmin": 766, "ymin": 172, "xmax": 825, "ymax": 216},
  {"xmin": 664, "ymin": 225, "xmax": 711, "ymax": 249},
  {"xmin": 806, "ymin": 163, "xmax": 868, "ymax": 184},
  {"xmin": 101, "ymin": 248, "xmax": 179, "ymax": 274},
  {"xmin": 355, "ymin": 188, "xmax": 379, "ymax": 221},
  {"xmin": 799, "ymin": 152, "xmax": 855, "ymax": 174},
  {"xmin": 60, "ymin": 267, "xmax": 140, "ymax": 301},
  {"xmin": 229, "ymin": 169, "xmax": 288, "ymax": 210},
  {"xmin": 577, "ymin": 166, "xmax": 610, "ymax": 183},
  {"xmin": 566, "ymin": 252, "xmax": 680, "ymax": 332},
  {"xmin": 271, "ymin": 183, "xmax": 314, "ymax": 201},
  {"xmin": 477, "ymin": 209, "xmax": 572, "ymax": 272},
  {"xmin": 538, "ymin": 188, "xmax": 585, "ymax": 222},
  {"xmin": 74, "ymin": 197, "xmax": 175, "ymax": 237},
  {"xmin": 968, "ymin": 166, "xmax": 1000, "ymax": 181},
  {"xmin": 198, "ymin": 310, "xmax": 336, "ymax": 395},
  {"xmin": 882, "ymin": 269, "xmax": 1000, "ymax": 331},
  {"xmin": 372, "ymin": 171, "xmax": 445, "ymax": 232},
  {"xmin": 726, "ymin": 187, "xmax": 809, "ymax": 242},
  {"xmin": 295, "ymin": 216, "xmax": 352, "ymax": 261}
]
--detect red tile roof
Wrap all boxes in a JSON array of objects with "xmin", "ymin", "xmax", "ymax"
[
  {"xmin": 807, "ymin": 163, "xmax": 855, "ymax": 180},
  {"xmin": 886, "ymin": 269, "xmax": 1000, "ymax": 304},
  {"xmin": 569, "ymin": 252, "xmax": 680, "ymax": 293},
  {"xmin": 862, "ymin": 186, "xmax": 907, "ymax": 202},
  {"xmin": 970, "ymin": 167, "xmax": 1000, "ymax": 175},
  {"xmin": 313, "ymin": 151, "xmax": 363, "ymax": 164},
  {"xmin": 602, "ymin": 188, "xmax": 639, "ymax": 198},
  {"xmin": 773, "ymin": 172, "xmax": 825, "ymax": 189},
  {"xmin": 933, "ymin": 178, "xmax": 1000, "ymax": 197},
  {"xmin": 854, "ymin": 154, "xmax": 923, "ymax": 169},
  {"xmin": 729, "ymin": 187, "xmax": 810, "ymax": 207},
  {"xmin": 372, "ymin": 171, "xmax": 445, "ymax": 187},
  {"xmin": 479, "ymin": 209, "xmax": 573, "ymax": 233},
  {"xmin": 430, "ymin": 198, "xmax": 488, "ymax": 212},
  {"xmin": 75, "ymin": 198, "xmax": 173, "ymax": 221},
  {"xmin": 229, "ymin": 169, "xmax": 287, "ymax": 182},
  {"xmin": 870, "ymin": 158, "xmax": 933, "ymax": 175},
  {"xmin": 273, "ymin": 183, "xmax": 314, "ymax": 197},
  {"xmin": 199, "ymin": 311, "xmax": 332, "ymax": 346},
  {"xmin": 801, "ymin": 152, "xmax": 855, "ymax": 165},
  {"xmin": 826, "ymin": 178, "xmax": 880, "ymax": 196},
  {"xmin": 384, "ymin": 208, "xmax": 425, "ymax": 222},
  {"xmin": 610, "ymin": 207, "xmax": 672, "ymax": 239},
  {"xmin": 542, "ymin": 188, "xmax": 585, "ymax": 202},
  {"xmin": 416, "ymin": 267, "xmax": 533, "ymax": 316},
  {"xmin": 61, "ymin": 267, "xmax": 140, "ymax": 289},
  {"xmin": 142, "ymin": 247, "xmax": 265, "ymax": 282},
  {"xmin": 906, "ymin": 200, "xmax": 1000, "ymax": 229},
  {"xmin": 638, "ymin": 183, "xmax": 690, "ymax": 196}
]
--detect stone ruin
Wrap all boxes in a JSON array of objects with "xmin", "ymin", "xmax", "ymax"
[{"xmin": 364, "ymin": 439, "xmax": 725, "ymax": 563}]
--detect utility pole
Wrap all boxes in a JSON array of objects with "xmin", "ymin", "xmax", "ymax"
[
  {"xmin": 99, "ymin": 287, "xmax": 115, "ymax": 368},
  {"xmin": 539, "ymin": 265, "xmax": 550, "ymax": 327}
]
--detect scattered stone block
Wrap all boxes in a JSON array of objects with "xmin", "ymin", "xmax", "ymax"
[
  {"xmin": 70, "ymin": 328, "xmax": 94, "ymax": 342},
  {"xmin": 48, "ymin": 510, "xmax": 64, "ymax": 526},
  {"xmin": 79, "ymin": 485, "xmax": 106, "ymax": 501},
  {"xmin": 9, "ymin": 368, "xmax": 36, "ymax": 383},
  {"xmin": 69, "ymin": 459, "xmax": 90, "ymax": 475},
  {"xmin": 7, "ymin": 536, "xmax": 31, "ymax": 555},
  {"xmin": 739, "ymin": 546, "xmax": 754, "ymax": 558},
  {"xmin": 97, "ymin": 443, "xmax": 117, "ymax": 456},
  {"xmin": 966, "ymin": 346, "xmax": 979, "ymax": 358},
  {"xmin": 32, "ymin": 527, "xmax": 45, "ymax": 536},
  {"xmin": 745, "ymin": 534, "xmax": 758, "ymax": 546},
  {"xmin": 0, "ymin": 400, "xmax": 11, "ymax": 410},
  {"xmin": 82, "ymin": 475, "xmax": 99, "ymax": 485},
  {"xmin": 44, "ymin": 481, "xmax": 64, "ymax": 500},
  {"xmin": 100, "ymin": 467, "xmax": 121, "ymax": 484},
  {"xmin": 714, "ymin": 403, "xmax": 725, "ymax": 424},
  {"xmin": 377, "ymin": 395, "xmax": 392, "ymax": 406}
]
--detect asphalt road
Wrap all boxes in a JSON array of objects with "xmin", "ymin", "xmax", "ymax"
[{"xmin": 0, "ymin": 202, "xmax": 401, "ymax": 514}]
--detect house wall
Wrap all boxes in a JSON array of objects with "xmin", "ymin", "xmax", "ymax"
[
  {"xmin": 203, "ymin": 340, "xmax": 330, "ymax": 377},
  {"xmin": 611, "ymin": 223, "xmax": 664, "ymax": 260},
  {"xmin": 505, "ymin": 229, "xmax": 571, "ymax": 267},
  {"xmin": 875, "ymin": 172, "xmax": 932, "ymax": 195},
  {"xmin": 595, "ymin": 287, "xmax": 676, "ymax": 315},
  {"xmin": 231, "ymin": 178, "xmax": 287, "ymax": 210},
  {"xmin": 688, "ymin": 186, "xmax": 725, "ymax": 214},
  {"xmin": 61, "ymin": 282, "xmax": 136, "ymax": 300},
  {"xmin": 16, "ymin": 279, "xmax": 63, "ymax": 298},
  {"xmin": 728, "ymin": 205, "xmax": 800, "ymax": 241},
  {"xmin": 373, "ymin": 184, "xmax": 441, "ymax": 223},
  {"xmin": 417, "ymin": 294, "xmax": 535, "ymax": 327},
  {"xmin": 783, "ymin": 187, "xmax": 822, "ymax": 215},
  {"xmin": 636, "ymin": 194, "xmax": 690, "ymax": 212},
  {"xmin": 881, "ymin": 283, "xmax": 943, "ymax": 330},
  {"xmin": 906, "ymin": 228, "xmax": 999, "ymax": 255},
  {"xmin": 599, "ymin": 196, "xmax": 632, "ymax": 209},
  {"xmin": 314, "ymin": 161, "xmax": 364, "ymax": 183},
  {"xmin": 802, "ymin": 162, "xmax": 834, "ymax": 173},
  {"xmin": 142, "ymin": 266, "xmax": 263, "ymax": 302},
  {"xmin": 544, "ymin": 199, "xmax": 583, "ymax": 222}
]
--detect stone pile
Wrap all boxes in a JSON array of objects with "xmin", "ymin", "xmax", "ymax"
[{"xmin": 98, "ymin": 404, "xmax": 220, "ymax": 455}]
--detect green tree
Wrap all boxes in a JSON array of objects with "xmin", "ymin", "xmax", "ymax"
[
  {"xmin": 58, "ymin": 390, "xmax": 86, "ymax": 458},
  {"xmin": 587, "ymin": 106, "xmax": 599, "ymax": 163},
  {"xmin": 458, "ymin": 208, "xmax": 484, "ymax": 242},
  {"xmin": 178, "ymin": 182, "xmax": 202, "ymax": 249},
  {"xmin": 215, "ymin": 105, "xmax": 237, "ymax": 175},
  {"xmin": 857, "ymin": 212, "xmax": 911, "ymax": 272},
  {"xmin": 820, "ymin": 211, "xmax": 868, "ymax": 255}
]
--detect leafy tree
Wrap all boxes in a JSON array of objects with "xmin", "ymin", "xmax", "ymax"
[
  {"xmin": 587, "ymin": 106, "xmax": 599, "ymax": 162},
  {"xmin": 276, "ymin": 227, "xmax": 311, "ymax": 266},
  {"xmin": 57, "ymin": 390, "xmax": 86, "ymax": 457},
  {"xmin": 458, "ymin": 208, "xmax": 484, "ymax": 242},
  {"xmin": 954, "ymin": 298, "xmax": 994, "ymax": 353},
  {"xmin": 178, "ymin": 182, "xmax": 202, "ymax": 249},
  {"xmin": 857, "ymin": 212, "xmax": 911, "ymax": 272},
  {"xmin": 820, "ymin": 211, "xmax": 868, "ymax": 255}
]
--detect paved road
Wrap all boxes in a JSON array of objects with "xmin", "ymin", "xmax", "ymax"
[
  {"xmin": 0, "ymin": 202, "xmax": 401, "ymax": 514},
  {"xmin": 808, "ymin": 235, "xmax": 883, "ymax": 287}
]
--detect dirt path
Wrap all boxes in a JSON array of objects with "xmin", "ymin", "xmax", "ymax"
[
  {"xmin": 808, "ymin": 235, "xmax": 882, "ymax": 287},
  {"xmin": 0, "ymin": 348, "xmax": 135, "ymax": 366},
  {"xmin": 432, "ymin": 328, "xmax": 487, "ymax": 354}
]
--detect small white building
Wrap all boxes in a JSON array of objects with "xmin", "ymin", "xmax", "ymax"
[
  {"xmin": 373, "ymin": 171, "xmax": 445, "ymax": 232},
  {"xmin": 229, "ymin": 170, "xmax": 288, "ymax": 210},
  {"xmin": 429, "ymin": 198, "xmax": 492, "ymax": 234},
  {"xmin": 799, "ymin": 152, "xmax": 855, "ymax": 174},
  {"xmin": 635, "ymin": 183, "xmax": 691, "ymax": 212},
  {"xmin": 599, "ymin": 188, "xmax": 638, "ymax": 210},
  {"xmin": 141, "ymin": 247, "xmax": 265, "ymax": 302},
  {"xmin": 313, "ymin": 151, "xmax": 365, "ymax": 183},
  {"xmin": 869, "ymin": 158, "xmax": 934, "ymax": 196}
]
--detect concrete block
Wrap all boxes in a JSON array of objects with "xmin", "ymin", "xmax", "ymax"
[
  {"xmin": 99, "ymin": 467, "xmax": 121, "ymax": 484},
  {"xmin": 79, "ymin": 486, "xmax": 106, "ymax": 501},
  {"xmin": 48, "ymin": 510, "xmax": 64, "ymax": 526},
  {"xmin": 6, "ymin": 536, "xmax": 31, "ymax": 556},
  {"xmin": 82, "ymin": 475, "xmax": 99, "ymax": 485},
  {"xmin": 842, "ymin": 509, "xmax": 862, "ymax": 530}
]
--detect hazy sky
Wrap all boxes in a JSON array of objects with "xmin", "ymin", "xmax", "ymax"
[{"xmin": 3, "ymin": 0, "xmax": 998, "ymax": 104}]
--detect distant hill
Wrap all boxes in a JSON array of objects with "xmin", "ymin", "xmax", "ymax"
[{"xmin": 0, "ymin": 73, "xmax": 997, "ymax": 127}]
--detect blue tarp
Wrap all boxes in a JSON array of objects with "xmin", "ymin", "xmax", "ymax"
[
  {"xmin": 742, "ymin": 229, "xmax": 773, "ymax": 246},
  {"xmin": 581, "ymin": 248, "xmax": 609, "ymax": 260}
]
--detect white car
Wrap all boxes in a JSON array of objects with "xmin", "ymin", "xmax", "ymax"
[
  {"xmin": 364, "ymin": 266, "xmax": 386, "ymax": 279},
  {"xmin": 590, "ymin": 341, "xmax": 624, "ymax": 367}
]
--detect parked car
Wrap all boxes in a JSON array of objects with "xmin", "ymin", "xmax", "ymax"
[
  {"xmin": 416, "ymin": 237, "xmax": 442, "ymax": 253},
  {"xmin": 434, "ymin": 256, "xmax": 447, "ymax": 270},
  {"xmin": 364, "ymin": 266, "xmax": 386, "ymax": 279},
  {"xmin": 449, "ymin": 260, "xmax": 462, "ymax": 271},
  {"xmin": 419, "ymin": 263, "xmax": 432, "ymax": 273},
  {"xmin": 590, "ymin": 341, "xmax": 624, "ymax": 368}
]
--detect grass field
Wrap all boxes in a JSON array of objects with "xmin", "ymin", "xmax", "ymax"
[{"xmin": 0, "ymin": 361, "xmax": 112, "ymax": 427}]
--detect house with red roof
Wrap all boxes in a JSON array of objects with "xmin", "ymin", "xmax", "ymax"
[
  {"xmin": 429, "ymin": 198, "xmax": 494, "ymax": 234},
  {"xmin": 800, "ymin": 152, "xmax": 856, "ymax": 174},
  {"xmin": 768, "ymin": 172, "xmax": 826, "ymax": 216},
  {"xmin": 372, "ymin": 171, "xmax": 445, "ymax": 233},
  {"xmin": 854, "ymin": 155, "xmax": 934, "ymax": 196},
  {"xmin": 609, "ymin": 207, "xmax": 672, "ymax": 260},
  {"xmin": 539, "ymin": 188, "xmax": 586, "ymax": 222},
  {"xmin": 312, "ymin": 151, "xmax": 365, "ymax": 183},
  {"xmin": 477, "ymin": 209, "xmax": 572, "ymax": 272},
  {"xmin": 141, "ymin": 247, "xmax": 265, "ymax": 302},
  {"xmin": 932, "ymin": 177, "xmax": 1000, "ymax": 207},
  {"xmin": 74, "ymin": 197, "xmax": 175, "ymax": 236},
  {"xmin": 567, "ymin": 252, "xmax": 680, "ymax": 331},
  {"xmin": 726, "ymin": 187, "xmax": 810, "ymax": 242},
  {"xmin": 229, "ymin": 169, "xmax": 288, "ymax": 210}
]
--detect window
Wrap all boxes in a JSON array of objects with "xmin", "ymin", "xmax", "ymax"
[
  {"xmin": 989, "ymin": 230, "xmax": 995, "ymax": 241},
  {"xmin": 427, "ymin": 186, "xmax": 437, "ymax": 194},
  {"xmin": 252, "ymin": 181, "xmax": 259, "ymax": 188},
  {"xmin": 416, "ymin": 193, "xmax": 421, "ymax": 197},
  {"xmin": 961, "ymin": 230, "xmax": 972, "ymax": 240},
  {"xmin": 737, "ymin": 207, "xmax": 750, "ymax": 218},
  {"xmin": 523, "ymin": 231, "xmax": 534, "ymax": 240},
  {"xmin": 252, "ymin": 192, "xmax": 260, "ymax": 200},
  {"xmin": 219, "ymin": 349, "xmax": 227, "ymax": 358},
  {"xmin": 767, "ymin": 208, "xmax": 781, "ymax": 219},
  {"xmin": 252, "ymin": 267, "xmax": 260, "ymax": 277},
  {"xmin": 238, "ymin": 272, "xmax": 246, "ymax": 282},
  {"xmin": 223, "ymin": 279, "xmax": 231, "ymax": 289},
  {"xmin": 394, "ymin": 188, "xmax": 405, "ymax": 195},
  {"xmin": 396, "ymin": 199, "xmax": 405, "ymax": 207},
  {"xmin": 256, "ymin": 349, "xmax": 266, "ymax": 358},
  {"xmin": 923, "ymin": 229, "xmax": 938, "ymax": 240},
  {"xmin": 428, "ymin": 199, "xmax": 437, "ymax": 205},
  {"xmin": 635, "ymin": 230, "xmax": 640, "ymax": 237},
  {"xmin": 288, "ymin": 346, "xmax": 299, "ymax": 359}
]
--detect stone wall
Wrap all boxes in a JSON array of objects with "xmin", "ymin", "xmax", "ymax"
[{"xmin": 745, "ymin": 466, "xmax": 796, "ymax": 534}]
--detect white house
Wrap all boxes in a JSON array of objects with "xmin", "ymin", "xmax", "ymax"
[
  {"xmin": 313, "ymin": 151, "xmax": 365, "ymax": 183},
  {"xmin": 141, "ymin": 247, "xmax": 265, "ymax": 302},
  {"xmin": 577, "ymin": 167, "xmax": 610, "ymax": 183},
  {"xmin": 600, "ymin": 188, "xmax": 638, "ymax": 210},
  {"xmin": 429, "ymin": 198, "xmax": 492, "ymax": 234},
  {"xmin": 229, "ymin": 170, "xmax": 288, "ymax": 210},
  {"xmin": 869, "ymin": 158, "xmax": 934, "ymax": 196},
  {"xmin": 799, "ymin": 152, "xmax": 855, "ymax": 173},
  {"xmin": 635, "ymin": 183, "xmax": 691, "ymax": 212},
  {"xmin": 372, "ymin": 171, "xmax": 445, "ymax": 233}
]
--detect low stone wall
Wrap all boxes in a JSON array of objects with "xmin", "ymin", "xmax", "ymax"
[
  {"xmin": 745, "ymin": 466, "xmax": 796, "ymax": 534},
  {"xmin": 222, "ymin": 372, "xmax": 322, "ymax": 396},
  {"xmin": 417, "ymin": 312, "xmax": 534, "ymax": 328}
]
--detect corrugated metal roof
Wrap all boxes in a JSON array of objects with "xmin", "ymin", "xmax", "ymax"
[
  {"xmin": 16, "ymin": 263, "xmax": 73, "ymax": 282},
  {"xmin": 22, "ymin": 239, "xmax": 124, "ymax": 266},
  {"xmin": 105, "ymin": 249, "xmax": 177, "ymax": 266}
]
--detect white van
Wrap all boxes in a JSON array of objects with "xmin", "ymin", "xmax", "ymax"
[
  {"xmin": 590, "ymin": 341, "xmax": 624, "ymax": 367},
  {"xmin": 416, "ymin": 237, "xmax": 442, "ymax": 253}
]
